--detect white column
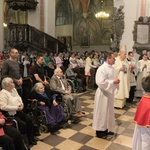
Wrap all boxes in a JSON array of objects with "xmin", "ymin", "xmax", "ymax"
[
  {"xmin": 136, "ymin": 0, "xmax": 142, "ymax": 19},
  {"xmin": 0, "ymin": 0, "xmax": 4, "ymax": 51},
  {"xmin": 141, "ymin": 0, "xmax": 146, "ymax": 16},
  {"xmin": 27, "ymin": 0, "xmax": 41, "ymax": 30},
  {"xmin": 145, "ymin": 0, "xmax": 150, "ymax": 16},
  {"xmin": 44, "ymin": 0, "xmax": 55, "ymax": 37}
]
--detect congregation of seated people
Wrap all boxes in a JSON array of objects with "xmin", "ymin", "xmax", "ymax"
[
  {"xmin": 17, "ymin": 50, "xmax": 103, "ymax": 91},
  {"xmin": 0, "ymin": 48, "xmax": 147, "ymax": 149},
  {"xmin": 0, "ymin": 49, "xmax": 103, "ymax": 149}
]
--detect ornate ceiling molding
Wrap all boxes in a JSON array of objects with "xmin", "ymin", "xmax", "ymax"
[{"xmin": 5, "ymin": 0, "xmax": 38, "ymax": 11}]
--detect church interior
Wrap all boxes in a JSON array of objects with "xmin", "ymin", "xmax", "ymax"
[
  {"xmin": 31, "ymin": 91, "xmax": 138, "ymax": 150},
  {"xmin": 0, "ymin": 0, "xmax": 149, "ymax": 150}
]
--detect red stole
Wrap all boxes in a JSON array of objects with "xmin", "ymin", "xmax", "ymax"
[{"xmin": 134, "ymin": 95, "xmax": 150, "ymax": 127}]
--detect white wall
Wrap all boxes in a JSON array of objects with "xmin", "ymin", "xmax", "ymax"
[
  {"xmin": 145, "ymin": 0, "xmax": 150, "ymax": 16},
  {"xmin": 28, "ymin": 0, "xmax": 55, "ymax": 37},
  {"xmin": 120, "ymin": 0, "xmax": 138, "ymax": 52},
  {"xmin": 27, "ymin": 0, "xmax": 40, "ymax": 30},
  {"xmin": 44, "ymin": 0, "xmax": 55, "ymax": 37}
]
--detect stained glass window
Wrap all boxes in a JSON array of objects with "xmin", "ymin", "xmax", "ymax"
[{"xmin": 56, "ymin": 0, "xmax": 72, "ymax": 25}]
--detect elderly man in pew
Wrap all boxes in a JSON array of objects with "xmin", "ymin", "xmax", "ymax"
[{"xmin": 50, "ymin": 67, "xmax": 85, "ymax": 120}]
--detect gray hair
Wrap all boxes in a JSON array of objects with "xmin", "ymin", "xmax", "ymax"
[
  {"xmin": 1, "ymin": 77, "xmax": 13, "ymax": 89},
  {"xmin": 33, "ymin": 82, "xmax": 44, "ymax": 92},
  {"xmin": 54, "ymin": 67, "xmax": 62, "ymax": 75}
]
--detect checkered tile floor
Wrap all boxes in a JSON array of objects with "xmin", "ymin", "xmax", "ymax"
[{"xmin": 31, "ymin": 91, "xmax": 139, "ymax": 150}]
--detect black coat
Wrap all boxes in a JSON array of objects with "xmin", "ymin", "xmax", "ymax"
[{"xmin": 28, "ymin": 87, "xmax": 54, "ymax": 106}]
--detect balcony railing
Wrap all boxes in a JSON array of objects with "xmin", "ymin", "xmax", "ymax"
[{"xmin": 8, "ymin": 23, "xmax": 67, "ymax": 53}]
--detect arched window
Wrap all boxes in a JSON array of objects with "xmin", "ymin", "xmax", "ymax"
[{"xmin": 56, "ymin": 0, "xmax": 72, "ymax": 25}]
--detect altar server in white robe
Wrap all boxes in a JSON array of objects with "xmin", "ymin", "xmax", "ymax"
[
  {"xmin": 93, "ymin": 51, "xmax": 120, "ymax": 139},
  {"xmin": 126, "ymin": 51, "xmax": 137, "ymax": 103},
  {"xmin": 136, "ymin": 54, "xmax": 150, "ymax": 97},
  {"xmin": 132, "ymin": 75, "xmax": 150, "ymax": 150},
  {"xmin": 113, "ymin": 46, "xmax": 130, "ymax": 108}
]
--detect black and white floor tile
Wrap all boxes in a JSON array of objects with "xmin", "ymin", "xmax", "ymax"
[{"xmin": 31, "ymin": 91, "xmax": 139, "ymax": 150}]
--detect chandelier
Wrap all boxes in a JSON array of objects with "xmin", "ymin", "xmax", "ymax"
[{"xmin": 95, "ymin": 0, "xmax": 109, "ymax": 18}]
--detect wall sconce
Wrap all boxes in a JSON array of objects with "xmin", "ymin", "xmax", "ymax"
[{"xmin": 3, "ymin": 23, "xmax": 7, "ymax": 27}]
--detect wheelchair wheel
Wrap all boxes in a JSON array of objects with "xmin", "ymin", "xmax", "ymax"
[
  {"xmin": 39, "ymin": 125, "xmax": 48, "ymax": 133},
  {"xmin": 66, "ymin": 79, "xmax": 76, "ymax": 93}
]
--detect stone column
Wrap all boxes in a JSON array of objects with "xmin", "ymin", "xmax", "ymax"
[
  {"xmin": 141, "ymin": 0, "xmax": 146, "ymax": 16},
  {"xmin": 40, "ymin": 0, "xmax": 44, "ymax": 32},
  {"xmin": 44, "ymin": 0, "xmax": 55, "ymax": 37},
  {"xmin": 28, "ymin": 0, "xmax": 40, "ymax": 30},
  {"xmin": 145, "ymin": 0, "xmax": 150, "ymax": 16}
]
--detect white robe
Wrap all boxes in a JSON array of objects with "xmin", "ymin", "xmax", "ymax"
[
  {"xmin": 23, "ymin": 60, "xmax": 30, "ymax": 77},
  {"xmin": 0, "ymin": 88, "xmax": 23, "ymax": 116},
  {"xmin": 113, "ymin": 57, "xmax": 130, "ymax": 108},
  {"xmin": 132, "ymin": 125, "xmax": 150, "ymax": 150},
  {"xmin": 85, "ymin": 57, "xmax": 96, "ymax": 73},
  {"xmin": 136, "ymin": 59, "xmax": 150, "ymax": 97},
  {"xmin": 127, "ymin": 58, "xmax": 137, "ymax": 87},
  {"xmin": 92, "ymin": 62, "xmax": 118, "ymax": 131}
]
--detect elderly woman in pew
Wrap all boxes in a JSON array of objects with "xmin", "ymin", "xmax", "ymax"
[
  {"xmin": 0, "ymin": 77, "xmax": 37, "ymax": 146},
  {"xmin": 28, "ymin": 82, "xmax": 65, "ymax": 132}
]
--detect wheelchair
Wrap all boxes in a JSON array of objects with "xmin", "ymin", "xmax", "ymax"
[
  {"xmin": 25, "ymin": 101, "xmax": 49, "ymax": 133},
  {"xmin": 55, "ymin": 94, "xmax": 70, "ymax": 119},
  {"xmin": 65, "ymin": 77, "xmax": 83, "ymax": 93}
]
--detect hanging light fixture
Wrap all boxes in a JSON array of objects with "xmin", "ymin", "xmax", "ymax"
[{"xmin": 95, "ymin": 0, "xmax": 109, "ymax": 18}]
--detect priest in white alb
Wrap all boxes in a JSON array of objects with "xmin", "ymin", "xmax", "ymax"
[
  {"xmin": 93, "ymin": 51, "xmax": 120, "ymax": 139},
  {"xmin": 113, "ymin": 46, "xmax": 130, "ymax": 109},
  {"xmin": 136, "ymin": 54, "xmax": 150, "ymax": 97}
]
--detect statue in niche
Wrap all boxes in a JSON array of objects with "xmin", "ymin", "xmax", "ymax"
[
  {"xmin": 10, "ymin": 29, "xmax": 14, "ymax": 41},
  {"xmin": 110, "ymin": 5, "xmax": 125, "ymax": 52},
  {"xmin": 113, "ymin": 5, "xmax": 124, "ymax": 38},
  {"xmin": 18, "ymin": 30, "xmax": 23, "ymax": 41}
]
